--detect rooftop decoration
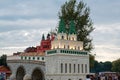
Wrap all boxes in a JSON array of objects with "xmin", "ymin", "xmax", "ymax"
[
  {"xmin": 69, "ymin": 20, "xmax": 76, "ymax": 34},
  {"xmin": 58, "ymin": 18, "xmax": 66, "ymax": 33}
]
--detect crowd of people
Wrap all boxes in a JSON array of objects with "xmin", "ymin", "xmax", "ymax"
[{"xmin": 86, "ymin": 72, "xmax": 120, "ymax": 80}]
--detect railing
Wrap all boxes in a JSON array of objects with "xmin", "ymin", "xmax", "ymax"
[
  {"xmin": 47, "ymin": 49, "xmax": 88, "ymax": 55},
  {"xmin": 7, "ymin": 60, "xmax": 45, "ymax": 66}
]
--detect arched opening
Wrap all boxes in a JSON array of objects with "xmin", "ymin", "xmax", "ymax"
[
  {"xmin": 16, "ymin": 66, "xmax": 25, "ymax": 80},
  {"xmin": 32, "ymin": 68, "xmax": 44, "ymax": 80}
]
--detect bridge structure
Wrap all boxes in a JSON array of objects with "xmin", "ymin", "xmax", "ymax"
[{"xmin": 7, "ymin": 60, "xmax": 45, "ymax": 80}]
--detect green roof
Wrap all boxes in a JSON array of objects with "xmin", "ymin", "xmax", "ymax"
[
  {"xmin": 69, "ymin": 20, "xmax": 76, "ymax": 34},
  {"xmin": 58, "ymin": 19, "xmax": 66, "ymax": 33}
]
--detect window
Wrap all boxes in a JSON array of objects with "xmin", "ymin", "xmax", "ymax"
[
  {"xmin": 42, "ymin": 57, "xmax": 44, "ymax": 60},
  {"xmin": 21, "ymin": 56, "xmax": 23, "ymax": 60},
  {"xmin": 25, "ymin": 56, "xmax": 27, "ymax": 60},
  {"xmin": 72, "ymin": 37, "xmax": 74, "ymax": 40},
  {"xmin": 68, "ymin": 45, "xmax": 69, "ymax": 49},
  {"xmin": 81, "ymin": 64, "xmax": 83, "ymax": 73},
  {"xmin": 78, "ymin": 46, "xmax": 80, "ymax": 50},
  {"xmin": 85, "ymin": 64, "xmax": 87, "ymax": 73},
  {"xmin": 61, "ymin": 36, "xmax": 64, "ymax": 39},
  {"xmin": 33, "ymin": 57, "xmax": 35, "ymax": 60},
  {"xmin": 64, "ymin": 45, "xmax": 65, "ymax": 49},
  {"xmin": 29, "ymin": 57, "xmax": 31, "ymax": 60},
  {"xmin": 69, "ymin": 64, "xmax": 71, "ymax": 73},
  {"xmin": 74, "ymin": 64, "xmax": 76, "ymax": 73},
  {"xmin": 61, "ymin": 63, "xmax": 63, "ymax": 73},
  {"xmin": 65, "ymin": 63, "xmax": 67, "ymax": 73},
  {"xmin": 75, "ymin": 46, "xmax": 76, "ymax": 50},
  {"xmin": 68, "ymin": 79, "xmax": 71, "ymax": 80},
  {"xmin": 37, "ymin": 57, "xmax": 39, "ymax": 60},
  {"xmin": 69, "ymin": 37, "xmax": 70, "ymax": 40},
  {"xmin": 78, "ymin": 64, "xmax": 80, "ymax": 73}
]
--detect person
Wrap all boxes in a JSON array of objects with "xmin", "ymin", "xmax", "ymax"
[
  {"xmin": 108, "ymin": 76, "xmax": 112, "ymax": 80},
  {"xmin": 86, "ymin": 75, "xmax": 91, "ymax": 80}
]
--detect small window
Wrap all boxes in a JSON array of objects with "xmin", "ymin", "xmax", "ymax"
[
  {"xmin": 42, "ymin": 57, "xmax": 44, "ymax": 60},
  {"xmin": 81, "ymin": 64, "xmax": 84, "ymax": 73},
  {"xmin": 29, "ymin": 57, "xmax": 31, "ymax": 60},
  {"xmin": 69, "ymin": 64, "xmax": 71, "ymax": 73},
  {"xmin": 78, "ymin": 46, "xmax": 80, "ymax": 50},
  {"xmin": 69, "ymin": 37, "xmax": 70, "ymax": 40},
  {"xmin": 78, "ymin": 64, "xmax": 80, "ymax": 73},
  {"xmin": 37, "ymin": 57, "xmax": 39, "ymax": 60},
  {"xmin": 68, "ymin": 45, "xmax": 69, "ymax": 49},
  {"xmin": 61, "ymin": 63, "xmax": 63, "ymax": 73},
  {"xmin": 25, "ymin": 56, "xmax": 27, "ymax": 60},
  {"xmin": 74, "ymin": 64, "xmax": 76, "ymax": 73},
  {"xmin": 68, "ymin": 79, "xmax": 71, "ymax": 80},
  {"xmin": 65, "ymin": 63, "xmax": 67, "ymax": 73},
  {"xmin": 85, "ymin": 64, "xmax": 87, "ymax": 73},
  {"xmin": 62, "ymin": 36, "xmax": 64, "ymax": 39},
  {"xmin": 33, "ymin": 57, "xmax": 35, "ymax": 60},
  {"xmin": 21, "ymin": 56, "xmax": 23, "ymax": 60},
  {"xmin": 75, "ymin": 46, "xmax": 76, "ymax": 50},
  {"xmin": 64, "ymin": 45, "xmax": 65, "ymax": 49},
  {"xmin": 72, "ymin": 37, "xmax": 74, "ymax": 40}
]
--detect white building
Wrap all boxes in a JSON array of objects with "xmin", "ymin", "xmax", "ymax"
[
  {"xmin": 7, "ymin": 19, "xmax": 90, "ymax": 80},
  {"xmin": 45, "ymin": 19, "xmax": 89, "ymax": 80}
]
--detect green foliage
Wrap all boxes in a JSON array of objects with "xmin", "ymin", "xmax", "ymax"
[
  {"xmin": 59, "ymin": 0, "xmax": 94, "ymax": 52},
  {"xmin": 0, "ymin": 54, "xmax": 7, "ymax": 66},
  {"xmin": 112, "ymin": 58, "xmax": 120, "ymax": 72},
  {"xmin": 90, "ymin": 60, "xmax": 112, "ymax": 73},
  {"xmin": 89, "ymin": 54, "xmax": 95, "ymax": 72}
]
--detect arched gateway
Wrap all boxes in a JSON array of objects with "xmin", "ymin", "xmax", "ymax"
[
  {"xmin": 32, "ymin": 68, "xmax": 44, "ymax": 80},
  {"xmin": 16, "ymin": 66, "xmax": 25, "ymax": 80},
  {"xmin": 7, "ymin": 60, "xmax": 45, "ymax": 80}
]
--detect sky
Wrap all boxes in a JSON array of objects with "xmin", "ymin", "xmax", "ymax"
[{"xmin": 0, "ymin": 0, "xmax": 120, "ymax": 62}]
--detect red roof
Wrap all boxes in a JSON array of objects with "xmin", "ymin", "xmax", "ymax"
[{"xmin": 0, "ymin": 66, "xmax": 11, "ymax": 73}]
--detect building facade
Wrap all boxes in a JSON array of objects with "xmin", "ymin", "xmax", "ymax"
[
  {"xmin": 45, "ymin": 19, "xmax": 89, "ymax": 80},
  {"xmin": 7, "ymin": 19, "xmax": 89, "ymax": 80}
]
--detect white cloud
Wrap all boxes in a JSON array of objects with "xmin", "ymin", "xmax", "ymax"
[
  {"xmin": 92, "ymin": 23, "xmax": 120, "ymax": 62},
  {"xmin": 0, "ymin": 47, "xmax": 25, "ymax": 56},
  {"xmin": 94, "ymin": 23, "xmax": 120, "ymax": 33},
  {"xmin": 0, "ymin": 19, "xmax": 57, "ymax": 27}
]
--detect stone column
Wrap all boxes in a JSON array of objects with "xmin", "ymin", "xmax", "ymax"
[
  {"xmin": 23, "ymin": 74, "xmax": 31, "ymax": 80},
  {"xmin": 9, "ymin": 74, "xmax": 16, "ymax": 80}
]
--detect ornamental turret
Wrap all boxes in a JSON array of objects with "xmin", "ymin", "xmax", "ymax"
[
  {"xmin": 57, "ymin": 18, "xmax": 67, "ymax": 40},
  {"xmin": 68, "ymin": 20, "xmax": 77, "ymax": 41}
]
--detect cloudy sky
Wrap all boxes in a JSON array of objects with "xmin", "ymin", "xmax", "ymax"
[{"xmin": 0, "ymin": 0, "xmax": 120, "ymax": 62}]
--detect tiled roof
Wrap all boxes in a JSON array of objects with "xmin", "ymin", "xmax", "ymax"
[{"xmin": 0, "ymin": 66, "xmax": 11, "ymax": 73}]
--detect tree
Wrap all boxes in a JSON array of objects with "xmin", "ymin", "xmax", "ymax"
[
  {"xmin": 104, "ymin": 61, "xmax": 112, "ymax": 71},
  {"xmin": 112, "ymin": 58, "xmax": 120, "ymax": 72},
  {"xmin": 0, "ymin": 54, "xmax": 7, "ymax": 66},
  {"xmin": 89, "ymin": 54, "xmax": 95, "ymax": 72},
  {"xmin": 59, "ymin": 0, "xmax": 94, "ymax": 52}
]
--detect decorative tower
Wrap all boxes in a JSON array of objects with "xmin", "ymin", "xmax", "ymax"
[
  {"xmin": 68, "ymin": 20, "xmax": 77, "ymax": 41},
  {"xmin": 46, "ymin": 19, "xmax": 89, "ymax": 80},
  {"xmin": 57, "ymin": 18, "xmax": 67, "ymax": 40}
]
